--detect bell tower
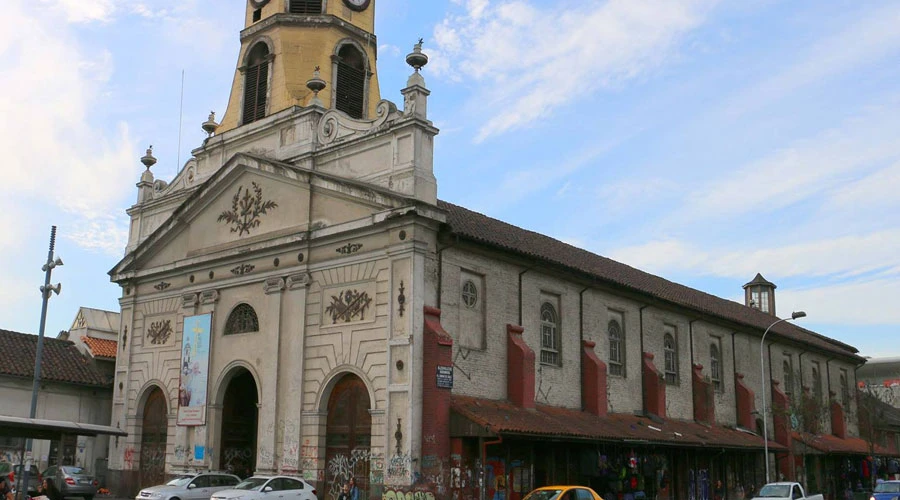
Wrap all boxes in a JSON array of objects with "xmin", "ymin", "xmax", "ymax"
[{"xmin": 217, "ymin": 0, "xmax": 381, "ymax": 134}]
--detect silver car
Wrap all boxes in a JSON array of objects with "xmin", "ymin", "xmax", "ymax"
[
  {"xmin": 136, "ymin": 472, "xmax": 241, "ymax": 500},
  {"xmin": 42, "ymin": 466, "xmax": 97, "ymax": 500}
]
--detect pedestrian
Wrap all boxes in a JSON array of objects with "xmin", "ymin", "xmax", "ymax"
[
  {"xmin": 36, "ymin": 478, "xmax": 62, "ymax": 500},
  {"xmin": 349, "ymin": 477, "xmax": 359, "ymax": 500},
  {"xmin": 337, "ymin": 483, "xmax": 351, "ymax": 500},
  {"xmin": 0, "ymin": 473, "xmax": 12, "ymax": 500}
]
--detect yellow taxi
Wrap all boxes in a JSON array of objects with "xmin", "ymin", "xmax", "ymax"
[{"xmin": 523, "ymin": 486, "xmax": 604, "ymax": 500}]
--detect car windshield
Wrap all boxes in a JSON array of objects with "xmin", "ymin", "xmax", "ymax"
[
  {"xmin": 874, "ymin": 483, "xmax": 900, "ymax": 493},
  {"xmin": 757, "ymin": 485, "xmax": 791, "ymax": 498},
  {"xmin": 62, "ymin": 467, "xmax": 86, "ymax": 475},
  {"xmin": 234, "ymin": 478, "xmax": 268, "ymax": 491},
  {"xmin": 166, "ymin": 476, "xmax": 196, "ymax": 487},
  {"xmin": 524, "ymin": 490, "xmax": 563, "ymax": 500}
]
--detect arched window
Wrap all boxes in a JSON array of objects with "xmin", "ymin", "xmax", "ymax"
[
  {"xmin": 710, "ymin": 343, "xmax": 722, "ymax": 392},
  {"xmin": 242, "ymin": 42, "xmax": 270, "ymax": 125},
  {"xmin": 663, "ymin": 333, "xmax": 677, "ymax": 385},
  {"xmin": 840, "ymin": 370, "xmax": 850, "ymax": 408},
  {"xmin": 812, "ymin": 364, "xmax": 823, "ymax": 402},
  {"xmin": 334, "ymin": 44, "xmax": 366, "ymax": 119},
  {"xmin": 225, "ymin": 304, "xmax": 260, "ymax": 335},
  {"xmin": 540, "ymin": 303, "xmax": 560, "ymax": 366},
  {"xmin": 783, "ymin": 360, "xmax": 794, "ymax": 399},
  {"xmin": 608, "ymin": 320, "xmax": 624, "ymax": 376},
  {"xmin": 289, "ymin": 0, "xmax": 322, "ymax": 13}
]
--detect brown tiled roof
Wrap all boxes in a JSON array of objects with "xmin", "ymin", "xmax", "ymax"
[
  {"xmin": 438, "ymin": 201, "xmax": 861, "ymax": 361},
  {"xmin": 793, "ymin": 431, "xmax": 894, "ymax": 456},
  {"xmin": 452, "ymin": 395, "xmax": 785, "ymax": 450},
  {"xmin": 0, "ymin": 329, "xmax": 111, "ymax": 387},
  {"xmin": 82, "ymin": 337, "xmax": 118, "ymax": 359}
]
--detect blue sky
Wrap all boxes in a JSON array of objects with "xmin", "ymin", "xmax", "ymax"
[{"xmin": 1, "ymin": 0, "xmax": 898, "ymax": 358}]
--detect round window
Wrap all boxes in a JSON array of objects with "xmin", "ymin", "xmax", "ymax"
[{"xmin": 462, "ymin": 280, "xmax": 478, "ymax": 308}]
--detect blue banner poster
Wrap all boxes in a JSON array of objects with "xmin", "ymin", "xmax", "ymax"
[{"xmin": 178, "ymin": 313, "xmax": 212, "ymax": 426}]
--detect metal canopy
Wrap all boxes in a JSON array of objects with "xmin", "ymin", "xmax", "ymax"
[{"xmin": 0, "ymin": 415, "xmax": 127, "ymax": 440}]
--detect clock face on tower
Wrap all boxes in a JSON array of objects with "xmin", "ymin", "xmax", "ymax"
[{"xmin": 343, "ymin": 0, "xmax": 370, "ymax": 11}]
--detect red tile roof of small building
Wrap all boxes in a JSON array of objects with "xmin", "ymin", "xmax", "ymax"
[
  {"xmin": 0, "ymin": 329, "xmax": 111, "ymax": 387},
  {"xmin": 81, "ymin": 336, "xmax": 118, "ymax": 359},
  {"xmin": 793, "ymin": 431, "xmax": 894, "ymax": 456},
  {"xmin": 438, "ymin": 201, "xmax": 861, "ymax": 361},
  {"xmin": 451, "ymin": 395, "xmax": 785, "ymax": 450}
]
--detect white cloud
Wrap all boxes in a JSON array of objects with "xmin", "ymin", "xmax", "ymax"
[
  {"xmin": 778, "ymin": 279, "xmax": 900, "ymax": 326},
  {"xmin": 42, "ymin": 0, "xmax": 117, "ymax": 23},
  {"xmin": 607, "ymin": 230, "xmax": 900, "ymax": 282},
  {"xmin": 0, "ymin": 1, "xmax": 137, "ymax": 259},
  {"xmin": 431, "ymin": 0, "xmax": 718, "ymax": 141},
  {"xmin": 673, "ymin": 104, "xmax": 900, "ymax": 223}
]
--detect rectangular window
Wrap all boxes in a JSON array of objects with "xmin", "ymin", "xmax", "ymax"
[
  {"xmin": 840, "ymin": 369, "xmax": 850, "ymax": 408},
  {"xmin": 459, "ymin": 270, "xmax": 486, "ymax": 350},
  {"xmin": 540, "ymin": 296, "xmax": 561, "ymax": 366},
  {"xmin": 710, "ymin": 338, "xmax": 722, "ymax": 392}
]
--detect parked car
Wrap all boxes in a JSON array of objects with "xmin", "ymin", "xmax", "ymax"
[
  {"xmin": 871, "ymin": 480, "xmax": 900, "ymax": 500},
  {"xmin": 211, "ymin": 476, "xmax": 317, "ymax": 500},
  {"xmin": 0, "ymin": 463, "xmax": 42, "ymax": 495},
  {"xmin": 523, "ymin": 485, "xmax": 604, "ymax": 500},
  {"xmin": 752, "ymin": 482, "xmax": 824, "ymax": 500},
  {"xmin": 41, "ymin": 466, "xmax": 97, "ymax": 500},
  {"xmin": 136, "ymin": 472, "xmax": 241, "ymax": 500}
]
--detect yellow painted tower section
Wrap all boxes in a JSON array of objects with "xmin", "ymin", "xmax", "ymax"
[{"xmin": 217, "ymin": 0, "xmax": 381, "ymax": 134}]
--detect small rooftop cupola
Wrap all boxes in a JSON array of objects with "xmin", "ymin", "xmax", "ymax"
[{"xmin": 743, "ymin": 273, "xmax": 776, "ymax": 315}]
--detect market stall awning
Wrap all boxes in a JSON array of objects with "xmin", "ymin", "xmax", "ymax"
[
  {"xmin": 450, "ymin": 395, "xmax": 785, "ymax": 451},
  {"xmin": 0, "ymin": 415, "xmax": 127, "ymax": 441},
  {"xmin": 792, "ymin": 431, "xmax": 895, "ymax": 457}
]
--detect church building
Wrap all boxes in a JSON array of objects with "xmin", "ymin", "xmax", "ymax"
[{"xmin": 106, "ymin": 2, "xmax": 871, "ymax": 500}]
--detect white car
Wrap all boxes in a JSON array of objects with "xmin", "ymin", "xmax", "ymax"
[
  {"xmin": 211, "ymin": 476, "xmax": 317, "ymax": 500},
  {"xmin": 137, "ymin": 472, "xmax": 241, "ymax": 500}
]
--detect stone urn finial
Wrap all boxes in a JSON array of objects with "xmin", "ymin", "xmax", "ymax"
[
  {"xmin": 140, "ymin": 146, "xmax": 157, "ymax": 170},
  {"xmin": 202, "ymin": 111, "xmax": 219, "ymax": 137},
  {"xmin": 406, "ymin": 38, "xmax": 429, "ymax": 73},
  {"xmin": 306, "ymin": 66, "xmax": 327, "ymax": 107}
]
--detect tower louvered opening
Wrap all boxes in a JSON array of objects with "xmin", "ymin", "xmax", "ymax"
[
  {"xmin": 335, "ymin": 45, "xmax": 366, "ymax": 119},
  {"xmin": 242, "ymin": 43, "xmax": 270, "ymax": 125},
  {"xmin": 289, "ymin": 0, "xmax": 322, "ymax": 14}
]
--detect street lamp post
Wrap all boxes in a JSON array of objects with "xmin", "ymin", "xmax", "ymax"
[
  {"xmin": 16, "ymin": 226, "xmax": 63, "ymax": 498},
  {"xmin": 760, "ymin": 310, "xmax": 807, "ymax": 484}
]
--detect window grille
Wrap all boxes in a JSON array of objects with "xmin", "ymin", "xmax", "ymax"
[
  {"xmin": 225, "ymin": 304, "xmax": 260, "ymax": 335},
  {"xmin": 289, "ymin": 0, "xmax": 322, "ymax": 14},
  {"xmin": 242, "ymin": 43, "xmax": 270, "ymax": 125},
  {"xmin": 335, "ymin": 45, "xmax": 366, "ymax": 119},
  {"xmin": 608, "ymin": 320, "xmax": 623, "ymax": 376},
  {"xmin": 663, "ymin": 333, "xmax": 677, "ymax": 385},
  {"xmin": 462, "ymin": 280, "xmax": 478, "ymax": 308},
  {"xmin": 710, "ymin": 343, "xmax": 722, "ymax": 392},
  {"xmin": 540, "ymin": 303, "xmax": 560, "ymax": 366}
]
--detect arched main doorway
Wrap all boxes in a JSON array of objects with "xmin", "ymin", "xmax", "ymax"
[
  {"xmin": 219, "ymin": 368, "xmax": 259, "ymax": 478},
  {"xmin": 140, "ymin": 387, "xmax": 168, "ymax": 488},
  {"xmin": 325, "ymin": 374, "xmax": 372, "ymax": 499}
]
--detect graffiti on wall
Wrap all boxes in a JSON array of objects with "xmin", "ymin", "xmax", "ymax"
[
  {"xmin": 123, "ymin": 447, "xmax": 135, "ymax": 470},
  {"xmin": 370, "ymin": 453, "xmax": 385, "ymax": 486},
  {"xmin": 328, "ymin": 449, "xmax": 371, "ymax": 499},
  {"xmin": 688, "ymin": 469, "xmax": 710, "ymax": 500},
  {"xmin": 387, "ymin": 454, "xmax": 413, "ymax": 485},
  {"xmin": 300, "ymin": 440, "xmax": 319, "ymax": 481}
]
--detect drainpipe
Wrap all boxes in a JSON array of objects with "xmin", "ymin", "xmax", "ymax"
[
  {"xmin": 580, "ymin": 287, "xmax": 590, "ymax": 410},
  {"xmin": 639, "ymin": 305, "xmax": 649, "ymax": 414},
  {"xmin": 436, "ymin": 233, "xmax": 459, "ymax": 309},
  {"xmin": 518, "ymin": 269, "xmax": 532, "ymax": 326}
]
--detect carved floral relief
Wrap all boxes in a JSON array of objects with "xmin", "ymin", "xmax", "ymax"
[{"xmin": 217, "ymin": 182, "xmax": 278, "ymax": 236}]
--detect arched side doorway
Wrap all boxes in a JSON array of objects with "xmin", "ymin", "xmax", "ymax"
[
  {"xmin": 325, "ymin": 374, "xmax": 372, "ymax": 500},
  {"xmin": 219, "ymin": 368, "xmax": 259, "ymax": 478},
  {"xmin": 140, "ymin": 387, "xmax": 168, "ymax": 488}
]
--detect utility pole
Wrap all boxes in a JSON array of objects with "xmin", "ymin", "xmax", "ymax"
[{"xmin": 16, "ymin": 226, "xmax": 63, "ymax": 498}]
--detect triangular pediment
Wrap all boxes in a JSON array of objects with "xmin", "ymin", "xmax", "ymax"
[{"xmin": 111, "ymin": 153, "xmax": 417, "ymax": 277}]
